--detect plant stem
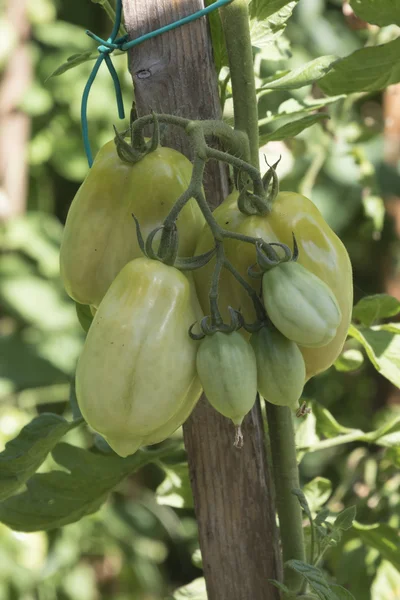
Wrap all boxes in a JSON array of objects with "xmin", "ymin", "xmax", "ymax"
[
  {"xmin": 266, "ymin": 404, "xmax": 306, "ymax": 592},
  {"xmin": 220, "ymin": 0, "xmax": 259, "ymax": 167},
  {"xmin": 221, "ymin": 2, "xmax": 306, "ymax": 593}
]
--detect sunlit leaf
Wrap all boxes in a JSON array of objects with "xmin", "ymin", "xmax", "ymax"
[
  {"xmin": 353, "ymin": 522, "xmax": 400, "ymax": 571},
  {"xmin": 168, "ymin": 577, "xmax": 207, "ymax": 599},
  {"xmin": 250, "ymin": 1, "xmax": 299, "ymax": 49},
  {"xmin": 334, "ymin": 349, "xmax": 364, "ymax": 373},
  {"xmin": 319, "ymin": 38, "xmax": 400, "ymax": 96},
  {"xmin": 303, "ymin": 477, "xmax": 332, "ymax": 513},
  {"xmin": 348, "ymin": 323, "xmax": 400, "ymax": 388},
  {"xmin": 371, "ymin": 560, "xmax": 400, "ymax": 600},
  {"xmin": 352, "ymin": 295, "xmax": 400, "ymax": 327}
]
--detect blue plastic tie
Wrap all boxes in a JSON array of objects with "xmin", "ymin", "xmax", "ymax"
[{"xmin": 82, "ymin": 0, "xmax": 233, "ymax": 166}]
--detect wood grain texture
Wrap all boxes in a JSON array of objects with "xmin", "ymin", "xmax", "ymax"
[{"xmin": 121, "ymin": 2, "xmax": 281, "ymax": 597}]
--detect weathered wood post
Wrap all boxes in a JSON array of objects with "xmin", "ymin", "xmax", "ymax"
[{"xmin": 121, "ymin": 2, "xmax": 281, "ymax": 598}]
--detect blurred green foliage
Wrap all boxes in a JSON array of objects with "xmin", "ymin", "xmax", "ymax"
[{"xmin": 0, "ymin": 0, "xmax": 400, "ymax": 599}]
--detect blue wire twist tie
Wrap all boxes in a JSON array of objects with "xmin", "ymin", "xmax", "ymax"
[{"xmin": 81, "ymin": 0, "xmax": 233, "ymax": 167}]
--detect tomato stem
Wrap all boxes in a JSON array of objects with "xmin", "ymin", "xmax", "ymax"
[
  {"xmin": 265, "ymin": 404, "xmax": 306, "ymax": 592},
  {"xmin": 220, "ymin": 0, "xmax": 259, "ymax": 168},
  {"xmin": 209, "ymin": 242, "xmax": 225, "ymax": 327}
]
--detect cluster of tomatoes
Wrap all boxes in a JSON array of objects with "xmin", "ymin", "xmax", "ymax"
[{"xmin": 60, "ymin": 140, "xmax": 352, "ymax": 457}]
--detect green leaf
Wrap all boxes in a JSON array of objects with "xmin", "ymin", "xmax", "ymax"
[
  {"xmin": 348, "ymin": 323, "xmax": 400, "ymax": 388},
  {"xmin": 312, "ymin": 402, "xmax": 354, "ymax": 438},
  {"xmin": 371, "ymin": 560, "xmax": 400, "ymax": 600},
  {"xmin": 250, "ymin": 1, "xmax": 299, "ymax": 49},
  {"xmin": 259, "ymin": 113, "xmax": 328, "ymax": 144},
  {"xmin": 303, "ymin": 478, "xmax": 332, "ymax": 513},
  {"xmin": 334, "ymin": 349, "xmax": 364, "ymax": 373},
  {"xmin": 350, "ymin": 0, "xmax": 400, "ymax": 27},
  {"xmin": 319, "ymin": 38, "xmax": 400, "ymax": 96},
  {"xmin": 169, "ymin": 577, "xmax": 207, "ymax": 600},
  {"xmin": 353, "ymin": 522, "xmax": 400, "ymax": 571},
  {"xmin": 332, "ymin": 506, "xmax": 357, "ymax": 531},
  {"xmin": 156, "ymin": 462, "xmax": 193, "ymax": 509},
  {"xmin": 363, "ymin": 193, "xmax": 385, "ymax": 236},
  {"xmin": 0, "ymin": 414, "xmax": 82, "ymax": 502},
  {"xmin": 292, "ymin": 488, "xmax": 313, "ymax": 521},
  {"xmin": 329, "ymin": 585, "xmax": 356, "ymax": 600},
  {"xmin": 261, "ymin": 56, "xmax": 338, "ymax": 90},
  {"xmin": 250, "ymin": 0, "xmax": 297, "ymax": 20},
  {"xmin": 285, "ymin": 561, "xmax": 337, "ymax": 600},
  {"xmin": 353, "ymin": 294, "xmax": 400, "ymax": 327},
  {"xmin": 75, "ymin": 303, "xmax": 94, "ymax": 333},
  {"xmin": 385, "ymin": 446, "xmax": 400, "ymax": 467},
  {"xmin": 269, "ymin": 579, "xmax": 293, "ymax": 596},
  {"xmin": 47, "ymin": 50, "xmax": 124, "ymax": 79},
  {"xmin": 205, "ymin": 1, "xmax": 228, "ymax": 73},
  {"xmin": 0, "ymin": 441, "xmax": 181, "ymax": 531}
]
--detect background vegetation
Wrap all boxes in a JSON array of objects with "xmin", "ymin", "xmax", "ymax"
[{"xmin": 0, "ymin": 0, "xmax": 399, "ymax": 598}]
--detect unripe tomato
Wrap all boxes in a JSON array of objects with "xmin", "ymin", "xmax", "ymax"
[
  {"xmin": 76, "ymin": 258, "xmax": 202, "ymax": 457},
  {"xmin": 196, "ymin": 331, "xmax": 257, "ymax": 425},
  {"xmin": 250, "ymin": 327, "xmax": 305, "ymax": 409},
  {"xmin": 60, "ymin": 141, "xmax": 205, "ymax": 308},
  {"xmin": 194, "ymin": 191, "xmax": 353, "ymax": 379},
  {"xmin": 262, "ymin": 262, "xmax": 342, "ymax": 347}
]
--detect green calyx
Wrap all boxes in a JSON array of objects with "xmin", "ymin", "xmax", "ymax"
[
  {"xmin": 132, "ymin": 213, "xmax": 179, "ymax": 267},
  {"xmin": 189, "ymin": 306, "xmax": 243, "ymax": 340},
  {"xmin": 248, "ymin": 233, "xmax": 299, "ymax": 278},
  {"xmin": 236, "ymin": 158, "xmax": 281, "ymax": 217},
  {"xmin": 114, "ymin": 111, "xmax": 160, "ymax": 164}
]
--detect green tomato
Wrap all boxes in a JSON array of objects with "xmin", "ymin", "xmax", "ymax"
[
  {"xmin": 76, "ymin": 257, "xmax": 203, "ymax": 457},
  {"xmin": 262, "ymin": 262, "xmax": 342, "ymax": 348},
  {"xmin": 60, "ymin": 140, "xmax": 205, "ymax": 307},
  {"xmin": 196, "ymin": 331, "xmax": 257, "ymax": 426},
  {"xmin": 250, "ymin": 327, "xmax": 305, "ymax": 410},
  {"xmin": 194, "ymin": 190, "xmax": 353, "ymax": 379}
]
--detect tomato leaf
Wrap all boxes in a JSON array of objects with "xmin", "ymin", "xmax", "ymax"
[
  {"xmin": 348, "ymin": 323, "xmax": 400, "ymax": 388},
  {"xmin": 0, "ymin": 414, "xmax": 82, "ymax": 502},
  {"xmin": 156, "ymin": 461, "xmax": 193, "ymax": 509},
  {"xmin": 259, "ymin": 113, "xmax": 328, "ymax": 144},
  {"xmin": 352, "ymin": 294, "xmax": 400, "ymax": 327},
  {"xmin": 285, "ymin": 561, "xmax": 337, "ymax": 599},
  {"xmin": 0, "ymin": 441, "xmax": 182, "ymax": 531},
  {"xmin": 353, "ymin": 522, "xmax": 400, "ymax": 571},
  {"xmin": 329, "ymin": 585, "xmax": 356, "ymax": 600},
  {"xmin": 250, "ymin": 1, "xmax": 299, "ymax": 49},
  {"xmin": 303, "ymin": 478, "xmax": 332, "ymax": 513},
  {"xmin": 319, "ymin": 38, "xmax": 400, "ymax": 96},
  {"xmin": 334, "ymin": 349, "xmax": 364, "ymax": 372},
  {"xmin": 261, "ymin": 55, "xmax": 338, "ymax": 90},
  {"xmin": 332, "ymin": 506, "xmax": 357, "ymax": 532},
  {"xmin": 349, "ymin": 0, "xmax": 400, "ymax": 27},
  {"xmin": 205, "ymin": 0, "xmax": 228, "ymax": 73}
]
